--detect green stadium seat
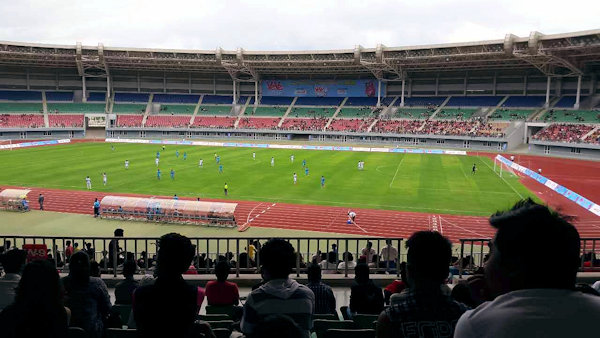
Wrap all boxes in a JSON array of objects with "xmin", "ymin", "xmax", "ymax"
[
  {"xmin": 0, "ymin": 102, "xmax": 43, "ymax": 113},
  {"xmin": 489, "ymin": 109, "xmax": 535, "ymax": 121},
  {"xmin": 112, "ymin": 104, "xmax": 147, "ymax": 114},
  {"xmin": 352, "ymin": 314, "xmax": 379, "ymax": 329},
  {"xmin": 67, "ymin": 327, "xmax": 88, "ymax": 338},
  {"xmin": 158, "ymin": 104, "xmax": 196, "ymax": 115},
  {"xmin": 325, "ymin": 328, "xmax": 376, "ymax": 338},
  {"xmin": 246, "ymin": 106, "xmax": 288, "ymax": 116},
  {"xmin": 198, "ymin": 314, "xmax": 231, "ymax": 321},
  {"xmin": 212, "ymin": 328, "xmax": 232, "ymax": 338},
  {"xmin": 290, "ymin": 107, "xmax": 336, "ymax": 118},
  {"xmin": 434, "ymin": 108, "xmax": 477, "ymax": 120},
  {"xmin": 206, "ymin": 320, "xmax": 234, "ymax": 330},
  {"xmin": 314, "ymin": 313, "xmax": 339, "ymax": 321},
  {"xmin": 197, "ymin": 105, "xmax": 232, "ymax": 115},
  {"xmin": 337, "ymin": 108, "xmax": 372, "ymax": 118},
  {"xmin": 205, "ymin": 304, "xmax": 235, "ymax": 317},
  {"xmin": 46, "ymin": 103, "xmax": 106, "ymax": 113},
  {"xmin": 313, "ymin": 319, "xmax": 356, "ymax": 338},
  {"xmin": 105, "ymin": 328, "xmax": 136, "ymax": 338}
]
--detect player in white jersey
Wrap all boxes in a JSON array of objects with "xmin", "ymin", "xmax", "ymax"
[
  {"xmin": 85, "ymin": 176, "xmax": 92, "ymax": 190},
  {"xmin": 199, "ymin": 159, "xmax": 204, "ymax": 167},
  {"xmin": 102, "ymin": 173, "xmax": 107, "ymax": 186},
  {"xmin": 271, "ymin": 157, "xmax": 275, "ymax": 166},
  {"xmin": 125, "ymin": 160, "xmax": 129, "ymax": 169},
  {"xmin": 357, "ymin": 161, "xmax": 361, "ymax": 170},
  {"xmin": 252, "ymin": 152, "xmax": 256, "ymax": 160},
  {"xmin": 155, "ymin": 157, "xmax": 159, "ymax": 166},
  {"xmin": 290, "ymin": 154, "xmax": 294, "ymax": 163},
  {"xmin": 348, "ymin": 211, "xmax": 356, "ymax": 223},
  {"xmin": 293, "ymin": 172, "xmax": 297, "ymax": 184}
]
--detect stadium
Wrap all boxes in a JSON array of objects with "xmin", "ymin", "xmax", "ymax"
[{"xmin": 1, "ymin": 15, "xmax": 600, "ymax": 338}]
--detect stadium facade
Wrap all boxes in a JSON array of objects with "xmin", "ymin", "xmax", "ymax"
[{"xmin": 0, "ymin": 29, "xmax": 599, "ymax": 158}]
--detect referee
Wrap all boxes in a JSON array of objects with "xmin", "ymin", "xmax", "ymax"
[{"xmin": 224, "ymin": 182, "xmax": 228, "ymax": 196}]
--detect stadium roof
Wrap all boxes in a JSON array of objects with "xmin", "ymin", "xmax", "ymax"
[{"xmin": 1, "ymin": 29, "xmax": 599, "ymax": 81}]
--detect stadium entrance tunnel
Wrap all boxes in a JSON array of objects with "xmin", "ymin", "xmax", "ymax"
[{"xmin": 99, "ymin": 195, "xmax": 237, "ymax": 227}]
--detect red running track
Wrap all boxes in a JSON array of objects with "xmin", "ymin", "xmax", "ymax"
[{"xmin": 3, "ymin": 184, "xmax": 599, "ymax": 241}]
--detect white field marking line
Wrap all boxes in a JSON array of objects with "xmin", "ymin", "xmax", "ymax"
[
  {"xmin": 246, "ymin": 203, "xmax": 264, "ymax": 223},
  {"xmin": 245, "ymin": 203, "xmax": 277, "ymax": 224},
  {"xmin": 458, "ymin": 160, "xmax": 470, "ymax": 180},
  {"xmin": 439, "ymin": 215, "xmax": 444, "ymax": 235},
  {"xmin": 439, "ymin": 216, "xmax": 488, "ymax": 237},
  {"xmin": 477, "ymin": 157, "xmax": 524, "ymax": 199},
  {"xmin": 389, "ymin": 186, "xmax": 516, "ymax": 196},
  {"xmin": 389, "ymin": 155, "xmax": 406, "ymax": 188},
  {"xmin": 352, "ymin": 221, "xmax": 369, "ymax": 233}
]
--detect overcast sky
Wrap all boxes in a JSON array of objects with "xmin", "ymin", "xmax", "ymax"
[{"xmin": 0, "ymin": 0, "xmax": 598, "ymax": 51}]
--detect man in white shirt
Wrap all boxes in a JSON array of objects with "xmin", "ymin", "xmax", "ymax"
[
  {"xmin": 455, "ymin": 199, "xmax": 600, "ymax": 338},
  {"xmin": 361, "ymin": 242, "xmax": 375, "ymax": 263},
  {"xmin": 380, "ymin": 239, "xmax": 398, "ymax": 273}
]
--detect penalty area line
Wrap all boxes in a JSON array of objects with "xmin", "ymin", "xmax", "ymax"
[{"xmin": 389, "ymin": 155, "xmax": 406, "ymax": 188}]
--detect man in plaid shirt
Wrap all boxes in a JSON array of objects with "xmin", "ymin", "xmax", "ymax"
[
  {"xmin": 377, "ymin": 231, "xmax": 469, "ymax": 338},
  {"xmin": 306, "ymin": 263, "xmax": 336, "ymax": 315}
]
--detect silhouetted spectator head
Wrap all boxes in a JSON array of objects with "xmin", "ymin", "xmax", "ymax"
[
  {"xmin": 259, "ymin": 239, "xmax": 295, "ymax": 280},
  {"xmin": 4, "ymin": 240, "xmax": 11, "ymax": 250},
  {"xmin": 252, "ymin": 314, "xmax": 303, "ymax": 338},
  {"xmin": 69, "ymin": 251, "xmax": 91, "ymax": 285},
  {"xmin": 65, "ymin": 240, "xmax": 71, "ymax": 246},
  {"xmin": 355, "ymin": 263, "xmax": 370, "ymax": 284},
  {"xmin": 89, "ymin": 260, "xmax": 101, "ymax": 277},
  {"xmin": 486, "ymin": 198, "xmax": 580, "ymax": 296},
  {"xmin": 0, "ymin": 249, "xmax": 27, "ymax": 274},
  {"xmin": 327, "ymin": 251, "xmax": 337, "ymax": 264},
  {"xmin": 342, "ymin": 252, "xmax": 354, "ymax": 262},
  {"xmin": 307, "ymin": 263, "xmax": 322, "ymax": 283},
  {"xmin": 366, "ymin": 241, "xmax": 373, "ymax": 249},
  {"xmin": 123, "ymin": 260, "xmax": 137, "ymax": 278},
  {"xmin": 451, "ymin": 282, "xmax": 476, "ymax": 307},
  {"xmin": 156, "ymin": 233, "xmax": 194, "ymax": 277},
  {"xmin": 215, "ymin": 260, "xmax": 230, "ymax": 282},
  {"xmin": 114, "ymin": 228, "xmax": 124, "ymax": 237},
  {"xmin": 406, "ymin": 231, "xmax": 452, "ymax": 286}
]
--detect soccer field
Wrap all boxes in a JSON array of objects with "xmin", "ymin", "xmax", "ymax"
[{"xmin": 0, "ymin": 143, "xmax": 535, "ymax": 216}]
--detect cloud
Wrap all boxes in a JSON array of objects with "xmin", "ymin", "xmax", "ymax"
[{"xmin": 0, "ymin": 0, "xmax": 597, "ymax": 51}]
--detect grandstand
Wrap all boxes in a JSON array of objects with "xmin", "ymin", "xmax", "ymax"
[{"xmin": 0, "ymin": 29, "xmax": 597, "ymax": 158}]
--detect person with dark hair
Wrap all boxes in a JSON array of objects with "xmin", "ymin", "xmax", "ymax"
[
  {"xmin": 115, "ymin": 260, "xmax": 139, "ymax": 305},
  {"xmin": 377, "ymin": 231, "xmax": 468, "ymax": 338},
  {"xmin": 455, "ymin": 199, "xmax": 600, "ymax": 338},
  {"xmin": 361, "ymin": 241, "xmax": 375, "ymax": 263},
  {"xmin": 65, "ymin": 240, "xmax": 74, "ymax": 262},
  {"xmin": 349, "ymin": 263, "xmax": 384, "ymax": 318},
  {"xmin": 89, "ymin": 260, "xmax": 101, "ymax": 278},
  {"xmin": 0, "ymin": 260, "xmax": 70, "ymax": 338},
  {"xmin": 337, "ymin": 251, "xmax": 356, "ymax": 272},
  {"xmin": 0, "ymin": 249, "xmax": 27, "ymax": 309},
  {"xmin": 108, "ymin": 228, "xmax": 124, "ymax": 268},
  {"xmin": 38, "ymin": 193, "xmax": 44, "ymax": 210},
  {"xmin": 85, "ymin": 242, "xmax": 95, "ymax": 259},
  {"xmin": 240, "ymin": 238, "xmax": 315, "ymax": 338},
  {"xmin": 252, "ymin": 314, "xmax": 304, "ymax": 338},
  {"xmin": 205, "ymin": 260, "xmax": 240, "ymax": 306},
  {"xmin": 318, "ymin": 251, "xmax": 338, "ymax": 274},
  {"xmin": 306, "ymin": 263, "xmax": 336, "ymax": 315},
  {"xmin": 62, "ymin": 251, "xmax": 111, "ymax": 338},
  {"xmin": 384, "ymin": 262, "xmax": 408, "ymax": 305},
  {"xmin": 133, "ymin": 233, "xmax": 208, "ymax": 338}
]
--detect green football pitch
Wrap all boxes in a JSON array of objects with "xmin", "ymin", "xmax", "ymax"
[{"xmin": 0, "ymin": 143, "xmax": 535, "ymax": 216}]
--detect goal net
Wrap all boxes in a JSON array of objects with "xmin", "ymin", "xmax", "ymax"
[{"xmin": 493, "ymin": 155, "xmax": 517, "ymax": 178}]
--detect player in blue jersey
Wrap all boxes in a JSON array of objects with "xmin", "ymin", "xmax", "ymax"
[
  {"xmin": 321, "ymin": 176, "xmax": 325, "ymax": 188},
  {"xmin": 170, "ymin": 168, "xmax": 175, "ymax": 180},
  {"xmin": 157, "ymin": 169, "xmax": 161, "ymax": 180},
  {"xmin": 219, "ymin": 165, "xmax": 223, "ymax": 173},
  {"xmin": 175, "ymin": 150, "xmax": 179, "ymax": 158},
  {"xmin": 156, "ymin": 151, "xmax": 160, "ymax": 158},
  {"xmin": 183, "ymin": 152, "xmax": 187, "ymax": 160},
  {"xmin": 302, "ymin": 159, "xmax": 306, "ymax": 167},
  {"xmin": 216, "ymin": 155, "xmax": 220, "ymax": 164},
  {"xmin": 305, "ymin": 167, "xmax": 309, "ymax": 176}
]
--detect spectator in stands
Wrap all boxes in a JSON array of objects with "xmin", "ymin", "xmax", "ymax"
[
  {"xmin": 377, "ymin": 231, "xmax": 468, "ymax": 338},
  {"xmin": 240, "ymin": 238, "xmax": 315, "ymax": 338},
  {"xmin": 65, "ymin": 240, "xmax": 74, "ymax": 263},
  {"xmin": 384, "ymin": 262, "xmax": 408, "ymax": 305},
  {"xmin": 85, "ymin": 242, "xmax": 95, "ymax": 259},
  {"xmin": 455, "ymin": 199, "xmax": 600, "ymax": 338},
  {"xmin": 205, "ymin": 260, "xmax": 240, "ymax": 306},
  {"xmin": 348, "ymin": 263, "xmax": 384, "ymax": 318},
  {"xmin": 20, "ymin": 198, "xmax": 29, "ymax": 211},
  {"xmin": 62, "ymin": 251, "xmax": 111, "ymax": 338},
  {"xmin": 337, "ymin": 252, "xmax": 357, "ymax": 273},
  {"xmin": 0, "ymin": 249, "xmax": 27, "ymax": 309},
  {"xmin": 134, "ymin": 233, "xmax": 206, "ymax": 338},
  {"xmin": 306, "ymin": 263, "xmax": 336, "ymax": 315},
  {"xmin": 380, "ymin": 239, "xmax": 398, "ymax": 272},
  {"xmin": 89, "ymin": 261, "xmax": 101, "ymax": 278},
  {"xmin": 361, "ymin": 241, "xmax": 376, "ymax": 263},
  {"xmin": 0, "ymin": 260, "xmax": 70, "ymax": 338},
  {"xmin": 108, "ymin": 228, "xmax": 124, "ymax": 268},
  {"xmin": 115, "ymin": 260, "xmax": 139, "ymax": 305},
  {"xmin": 319, "ymin": 251, "xmax": 338, "ymax": 274},
  {"xmin": 3, "ymin": 240, "xmax": 12, "ymax": 251}
]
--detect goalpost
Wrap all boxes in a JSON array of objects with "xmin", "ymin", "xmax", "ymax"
[{"xmin": 493, "ymin": 155, "xmax": 517, "ymax": 178}]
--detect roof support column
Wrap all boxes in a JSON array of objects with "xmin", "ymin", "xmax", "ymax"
[
  {"xmin": 106, "ymin": 74, "xmax": 111, "ymax": 98},
  {"xmin": 590, "ymin": 74, "xmax": 597, "ymax": 95},
  {"xmin": 26, "ymin": 69, "xmax": 30, "ymax": 90},
  {"xmin": 574, "ymin": 75, "xmax": 582, "ymax": 109},
  {"xmin": 434, "ymin": 76, "xmax": 439, "ymax": 96},
  {"xmin": 463, "ymin": 75, "xmax": 467, "ymax": 96},
  {"xmin": 377, "ymin": 79, "xmax": 381, "ymax": 107},
  {"xmin": 523, "ymin": 75, "xmax": 527, "ymax": 95},
  {"xmin": 544, "ymin": 76, "xmax": 551, "ymax": 108},
  {"xmin": 137, "ymin": 72, "xmax": 141, "ymax": 93},
  {"xmin": 163, "ymin": 72, "xmax": 167, "ymax": 93},
  {"xmin": 232, "ymin": 79, "xmax": 237, "ymax": 104},
  {"xmin": 492, "ymin": 73, "xmax": 497, "ymax": 96},
  {"xmin": 400, "ymin": 78, "xmax": 406, "ymax": 107},
  {"xmin": 188, "ymin": 73, "xmax": 192, "ymax": 94},
  {"xmin": 254, "ymin": 80, "xmax": 259, "ymax": 106},
  {"xmin": 82, "ymin": 76, "xmax": 87, "ymax": 103}
]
